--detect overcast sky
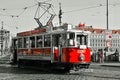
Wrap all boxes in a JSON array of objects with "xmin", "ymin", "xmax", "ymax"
[{"xmin": 0, "ymin": 0, "xmax": 120, "ymax": 36}]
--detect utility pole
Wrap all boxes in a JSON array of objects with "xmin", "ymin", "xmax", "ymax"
[
  {"xmin": 106, "ymin": 0, "xmax": 109, "ymax": 30},
  {"xmin": 0, "ymin": 21, "xmax": 3, "ymax": 55},
  {"xmin": 59, "ymin": 3, "xmax": 62, "ymax": 26},
  {"xmin": 1, "ymin": 21, "xmax": 3, "ymax": 29},
  {"xmin": 0, "ymin": 21, "xmax": 10, "ymax": 56}
]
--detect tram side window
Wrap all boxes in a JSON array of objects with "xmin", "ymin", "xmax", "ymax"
[
  {"xmin": 52, "ymin": 34, "xmax": 61, "ymax": 47},
  {"xmin": 23, "ymin": 37, "xmax": 29, "ymax": 48},
  {"xmin": 68, "ymin": 33, "xmax": 75, "ymax": 46},
  {"xmin": 18, "ymin": 38, "xmax": 23, "ymax": 48},
  {"xmin": 36, "ymin": 36, "xmax": 43, "ymax": 48},
  {"xmin": 62, "ymin": 34, "xmax": 67, "ymax": 47},
  {"xmin": 30, "ymin": 36, "xmax": 35, "ymax": 48},
  {"xmin": 44, "ymin": 35, "xmax": 51, "ymax": 47}
]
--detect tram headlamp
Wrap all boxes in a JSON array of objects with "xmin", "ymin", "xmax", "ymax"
[{"xmin": 79, "ymin": 54, "xmax": 85, "ymax": 61}]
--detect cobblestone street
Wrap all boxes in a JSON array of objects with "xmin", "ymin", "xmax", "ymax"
[{"xmin": 0, "ymin": 62, "xmax": 120, "ymax": 80}]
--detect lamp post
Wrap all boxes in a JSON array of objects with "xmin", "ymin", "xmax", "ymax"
[{"xmin": 106, "ymin": 0, "xmax": 109, "ymax": 30}]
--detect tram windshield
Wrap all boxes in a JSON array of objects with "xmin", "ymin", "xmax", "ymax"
[{"xmin": 77, "ymin": 34, "xmax": 87, "ymax": 48}]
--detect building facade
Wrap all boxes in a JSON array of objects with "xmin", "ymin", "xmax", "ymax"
[
  {"xmin": 0, "ymin": 29, "xmax": 10, "ymax": 56},
  {"xmin": 77, "ymin": 25, "xmax": 120, "ymax": 62}
]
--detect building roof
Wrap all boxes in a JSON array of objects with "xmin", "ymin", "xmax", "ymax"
[{"xmin": 76, "ymin": 26, "xmax": 120, "ymax": 34}]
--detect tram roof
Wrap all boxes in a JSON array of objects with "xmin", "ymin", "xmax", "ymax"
[{"xmin": 17, "ymin": 25, "xmax": 91, "ymax": 37}]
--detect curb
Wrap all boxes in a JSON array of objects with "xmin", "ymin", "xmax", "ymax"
[
  {"xmin": 91, "ymin": 62, "xmax": 120, "ymax": 67},
  {"xmin": 100, "ymin": 64, "xmax": 120, "ymax": 67}
]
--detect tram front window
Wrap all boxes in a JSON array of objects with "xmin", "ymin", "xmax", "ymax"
[{"xmin": 77, "ymin": 35, "xmax": 87, "ymax": 48}]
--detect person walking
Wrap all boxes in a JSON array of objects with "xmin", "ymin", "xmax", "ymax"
[{"xmin": 99, "ymin": 49, "xmax": 104, "ymax": 63}]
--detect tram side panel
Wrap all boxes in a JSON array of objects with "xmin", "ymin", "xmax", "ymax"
[{"xmin": 17, "ymin": 48, "xmax": 51, "ymax": 61}]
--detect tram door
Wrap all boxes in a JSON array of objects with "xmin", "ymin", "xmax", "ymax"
[
  {"xmin": 11, "ymin": 38, "xmax": 17, "ymax": 64},
  {"xmin": 52, "ymin": 34, "xmax": 62, "ymax": 62}
]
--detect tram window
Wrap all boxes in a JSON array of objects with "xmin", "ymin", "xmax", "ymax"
[
  {"xmin": 77, "ymin": 35, "xmax": 87, "ymax": 45},
  {"xmin": 36, "ymin": 36, "xmax": 43, "ymax": 47},
  {"xmin": 18, "ymin": 38, "xmax": 23, "ymax": 48},
  {"xmin": 68, "ymin": 33, "xmax": 75, "ymax": 46},
  {"xmin": 53, "ymin": 34, "xmax": 61, "ymax": 47},
  {"xmin": 62, "ymin": 34, "xmax": 67, "ymax": 46},
  {"xmin": 44, "ymin": 35, "xmax": 51, "ymax": 47},
  {"xmin": 30, "ymin": 36, "xmax": 35, "ymax": 48},
  {"xmin": 23, "ymin": 37, "xmax": 29, "ymax": 48}
]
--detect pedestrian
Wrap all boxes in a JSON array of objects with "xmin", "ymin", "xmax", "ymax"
[{"xmin": 99, "ymin": 49, "xmax": 104, "ymax": 63}]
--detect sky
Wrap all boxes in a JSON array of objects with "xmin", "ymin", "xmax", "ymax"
[{"xmin": 0, "ymin": 0, "xmax": 120, "ymax": 36}]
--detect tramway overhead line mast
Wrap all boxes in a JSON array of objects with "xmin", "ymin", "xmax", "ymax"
[
  {"xmin": 59, "ymin": 3, "xmax": 62, "ymax": 26},
  {"xmin": 0, "ymin": 21, "xmax": 3, "ymax": 55}
]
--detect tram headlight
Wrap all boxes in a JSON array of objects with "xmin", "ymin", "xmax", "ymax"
[{"xmin": 79, "ymin": 54, "xmax": 85, "ymax": 61}]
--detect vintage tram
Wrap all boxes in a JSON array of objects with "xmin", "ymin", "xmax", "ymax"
[{"xmin": 11, "ymin": 24, "xmax": 91, "ymax": 71}]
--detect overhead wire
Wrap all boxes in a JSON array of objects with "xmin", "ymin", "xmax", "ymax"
[
  {"xmin": 0, "ymin": 3, "xmax": 38, "ymax": 32},
  {"xmin": 63, "ymin": 4, "xmax": 103, "ymax": 14},
  {"xmin": 0, "ymin": 1, "xmax": 120, "ymax": 27},
  {"xmin": 0, "ymin": 4, "xmax": 37, "ymax": 18},
  {"xmin": 62, "ymin": 3, "xmax": 120, "ymax": 14},
  {"xmin": 0, "ymin": 1, "xmax": 120, "ymax": 17}
]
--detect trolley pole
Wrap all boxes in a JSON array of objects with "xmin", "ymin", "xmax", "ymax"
[{"xmin": 0, "ymin": 21, "xmax": 3, "ymax": 56}]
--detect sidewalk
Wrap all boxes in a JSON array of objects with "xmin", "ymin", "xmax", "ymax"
[
  {"xmin": 91, "ymin": 62, "xmax": 120, "ymax": 67},
  {"xmin": 0, "ymin": 54, "xmax": 11, "ymax": 64}
]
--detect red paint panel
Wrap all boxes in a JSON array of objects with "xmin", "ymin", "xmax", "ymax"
[
  {"xmin": 62, "ymin": 48, "xmax": 69, "ymax": 62},
  {"xmin": 32, "ymin": 49, "xmax": 44, "ymax": 55},
  {"xmin": 62, "ymin": 48, "xmax": 91, "ymax": 63},
  {"xmin": 54, "ymin": 48, "xmax": 58, "ymax": 61},
  {"xmin": 18, "ymin": 49, "xmax": 30, "ymax": 54},
  {"xmin": 17, "ymin": 28, "xmax": 46, "ymax": 36},
  {"xmin": 18, "ymin": 48, "xmax": 51, "ymax": 56},
  {"xmin": 44, "ymin": 48, "xmax": 51, "ymax": 56}
]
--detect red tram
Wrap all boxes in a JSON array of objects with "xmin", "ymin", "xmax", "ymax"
[{"xmin": 11, "ymin": 24, "xmax": 91, "ymax": 71}]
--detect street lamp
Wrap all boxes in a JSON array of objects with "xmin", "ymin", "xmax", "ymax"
[{"xmin": 106, "ymin": 0, "xmax": 109, "ymax": 30}]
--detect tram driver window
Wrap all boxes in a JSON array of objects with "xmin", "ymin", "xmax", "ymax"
[
  {"xmin": 77, "ymin": 35, "xmax": 87, "ymax": 45},
  {"xmin": 30, "ymin": 36, "xmax": 35, "ymax": 48},
  {"xmin": 67, "ymin": 33, "xmax": 75, "ymax": 46},
  {"xmin": 36, "ymin": 36, "xmax": 43, "ymax": 47}
]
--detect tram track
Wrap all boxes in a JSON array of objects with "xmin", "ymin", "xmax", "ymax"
[{"xmin": 0, "ymin": 63, "xmax": 120, "ymax": 80}]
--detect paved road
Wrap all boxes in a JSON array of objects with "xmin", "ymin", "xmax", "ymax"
[{"xmin": 0, "ymin": 63, "xmax": 120, "ymax": 80}]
